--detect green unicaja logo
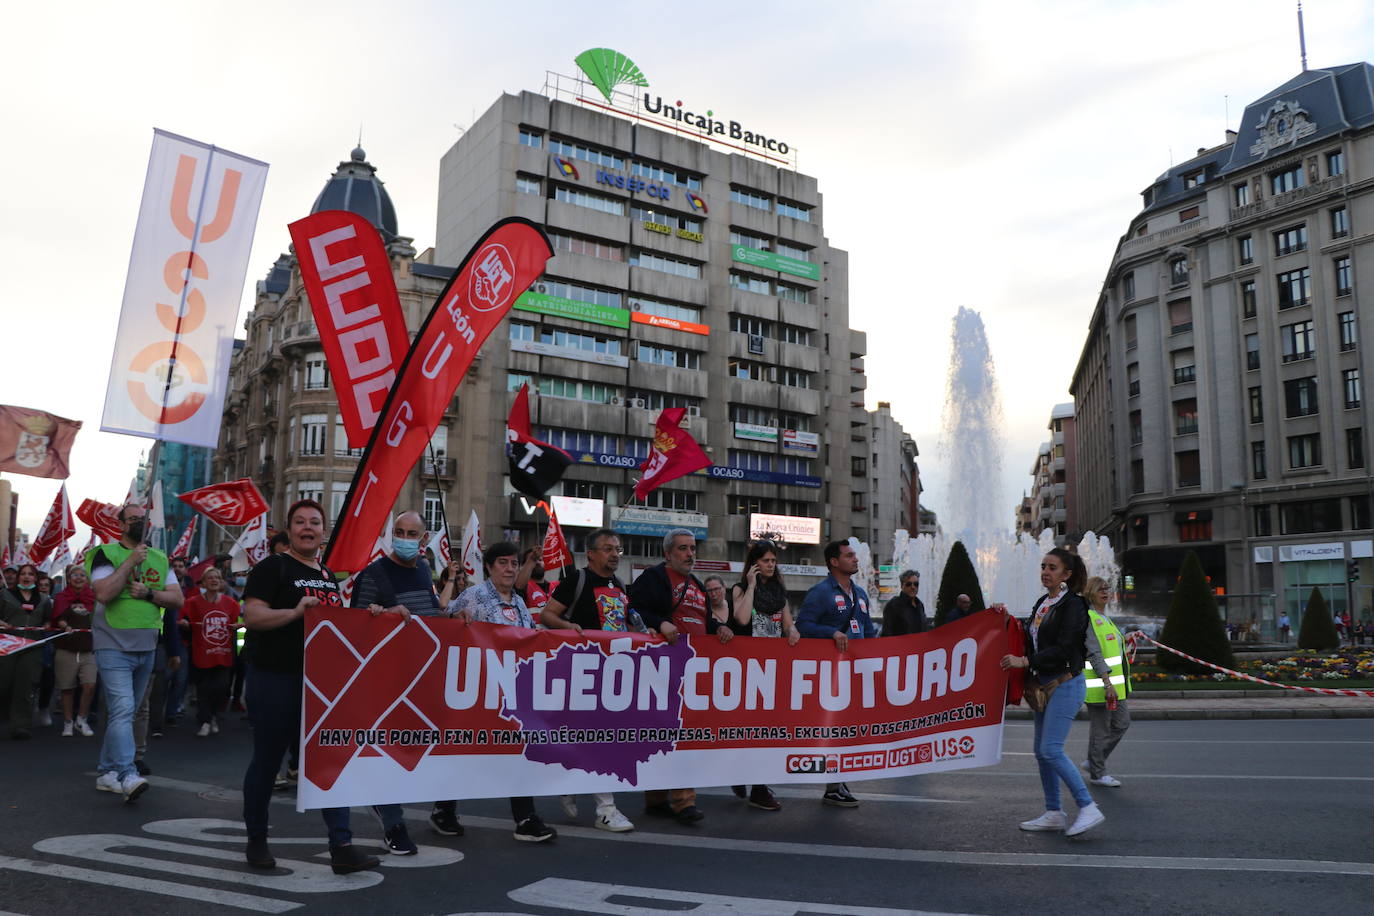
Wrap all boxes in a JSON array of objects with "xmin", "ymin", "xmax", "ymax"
[{"xmin": 574, "ymin": 48, "xmax": 649, "ymax": 102}]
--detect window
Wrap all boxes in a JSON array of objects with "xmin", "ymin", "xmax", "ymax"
[
  {"xmin": 777, "ymin": 199, "xmax": 812, "ymax": 221},
  {"xmin": 296, "ymin": 480, "xmax": 324, "ymax": 503},
  {"xmin": 1176, "ymin": 450, "xmax": 1201, "ymax": 487},
  {"xmin": 300, "ymin": 414, "xmax": 327, "ymax": 456},
  {"xmin": 1280, "ymin": 320, "xmax": 1314, "ymax": 362},
  {"xmin": 553, "ymin": 185, "xmax": 625, "ymax": 216},
  {"xmin": 1331, "ymin": 206, "xmax": 1349, "ymax": 238},
  {"xmin": 548, "ymin": 137, "xmax": 623, "ymax": 169},
  {"xmin": 422, "ymin": 489, "xmax": 444, "ymax": 532},
  {"xmin": 1284, "ymin": 377, "xmax": 1319, "ymax": 417},
  {"xmin": 778, "ymin": 456, "xmax": 812, "ymax": 476},
  {"xmin": 728, "ymin": 358, "xmax": 767, "ymax": 381},
  {"xmin": 1179, "ymin": 517, "xmax": 1212, "ymax": 542},
  {"xmin": 535, "ymin": 427, "xmax": 620, "ymax": 455},
  {"xmin": 549, "ymin": 231, "xmax": 623, "ymax": 261},
  {"xmin": 508, "ymin": 321, "xmax": 535, "ymax": 342},
  {"xmin": 516, "ymin": 175, "xmax": 541, "ymax": 195},
  {"xmin": 304, "ymin": 352, "xmax": 329, "ymax": 390},
  {"xmin": 729, "ymin": 272, "xmax": 772, "ymax": 295},
  {"xmin": 630, "ymin": 204, "xmax": 702, "ymax": 233},
  {"xmin": 781, "ymin": 368, "xmax": 813, "ymax": 389},
  {"xmin": 776, "ymin": 241, "xmax": 811, "ymax": 262},
  {"xmin": 538, "ymin": 327, "xmax": 623, "ymax": 355},
  {"xmin": 506, "ymin": 372, "xmax": 533, "ymax": 392},
  {"xmin": 728, "ymin": 495, "xmax": 772, "ymax": 516},
  {"xmin": 1170, "ymin": 257, "xmax": 1189, "ymax": 287},
  {"xmin": 1252, "ymin": 441, "xmax": 1267, "ymax": 480},
  {"xmin": 778, "ymin": 324, "xmax": 813, "ymax": 346},
  {"xmin": 1246, "ymin": 333, "xmax": 1261, "ymax": 370},
  {"xmin": 538, "ymin": 376, "xmax": 618, "ymax": 404},
  {"xmin": 1326, "ymin": 149, "xmax": 1345, "ymax": 177},
  {"xmin": 1179, "ymin": 205, "xmax": 1200, "ymax": 222},
  {"xmin": 641, "ymin": 488, "xmax": 699, "ymax": 511},
  {"xmin": 729, "ymin": 404, "xmax": 776, "ymax": 426},
  {"xmin": 1241, "ymin": 279, "xmax": 1257, "ymax": 318},
  {"xmin": 630, "ymin": 161, "xmax": 700, "ymax": 190},
  {"xmin": 518, "ymin": 128, "xmax": 542, "ymax": 148},
  {"xmin": 1234, "ymin": 183, "xmax": 1251, "ymax": 207},
  {"xmin": 730, "ymin": 314, "xmax": 772, "ymax": 336},
  {"xmin": 851, "ymin": 455, "xmax": 867, "ymax": 476},
  {"xmin": 729, "ymin": 230, "xmax": 769, "ymax": 250},
  {"xmin": 777, "ymin": 282, "xmax": 811, "ymax": 303},
  {"xmin": 536, "ymin": 278, "xmax": 621, "ymax": 309},
  {"xmin": 1183, "ymin": 170, "xmax": 1205, "ymax": 189},
  {"xmin": 729, "ymin": 449, "xmax": 773, "ymax": 472},
  {"xmin": 1238, "ymin": 236, "xmax": 1254, "ymax": 265},
  {"xmin": 1249, "ymin": 386, "xmax": 1264, "ymax": 424},
  {"xmin": 334, "ymin": 418, "xmax": 363, "ymax": 457},
  {"xmin": 1354, "ymin": 496, "xmax": 1372, "ymax": 530},
  {"xmin": 630, "ymin": 250, "xmax": 701, "ymax": 279},
  {"xmin": 1129, "ymin": 410, "xmax": 1142, "ymax": 445},
  {"xmin": 330, "ymin": 482, "xmax": 350, "ymax": 522},
  {"xmin": 638, "ymin": 343, "xmax": 700, "ymax": 370},
  {"xmin": 1122, "ymin": 272, "xmax": 1135, "ymax": 301},
  {"xmin": 627, "ymin": 390, "xmax": 701, "ymax": 415},
  {"xmin": 1288, "ymin": 433, "xmax": 1322, "ymax": 469},
  {"xmin": 1335, "ymin": 256, "xmax": 1352, "ymax": 296},
  {"xmin": 1273, "ymin": 225, "xmax": 1307, "ymax": 256},
  {"xmin": 1343, "ymin": 368, "xmax": 1361, "ymax": 408},
  {"xmin": 730, "ymin": 186, "xmax": 771, "ymax": 210},
  {"xmin": 1253, "ymin": 505, "xmax": 1273, "ymax": 537},
  {"xmin": 1174, "ymin": 398, "xmax": 1198, "ymax": 435},
  {"xmin": 628, "ymin": 296, "xmax": 702, "ymax": 324},
  {"xmin": 617, "ymin": 535, "xmax": 661, "ymax": 557},
  {"xmin": 1348, "ymin": 428, "xmax": 1365, "ymax": 470},
  {"xmin": 1279, "ymin": 498, "xmax": 1340, "ymax": 534},
  {"xmin": 1271, "ymin": 164, "xmax": 1305, "ymax": 194},
  {"xmin": 1130, "ymin": 459, "xmax": 1144, "ymax": 494},
  {"xmin": 778, "ymin": 411, "xmax": 814, "ymax": 433},
  {"xmin": 1172, "ymin": 348, "xmax": 1196, "ymax": 384},
  {"xmin": 1340, "ymin": 311, "xmax": 1357, "ymax": 351},
  {"xmin": 1168, "ymin": 298, "xmax": 1192, "ymax": 334},
  {"xmin": 851, "ymin": 490, "xmax": 867, "ymax": 512},
  {"xmin": 1127, "ymin": 362, "xmax": 1140, "ymax": 397},
  {"xmin": 1277, "ymin": 268, "xmax": 1311, "ymax": 309},
  {"xmin": 1125, "ymin": 315, "xmax": 1138, "ymax": 350}
]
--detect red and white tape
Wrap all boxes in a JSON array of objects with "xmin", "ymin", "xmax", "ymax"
[{"xmin": 1126, "ymin": 631, "xmax": 1374, "ymax": 698}]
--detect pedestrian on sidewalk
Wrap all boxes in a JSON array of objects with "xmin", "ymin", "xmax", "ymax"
[
  {"xmin": 1000, "ymin": 548, "xmax": 1104, "ymax": 838},
  {"xmin": 1279, "ymin": 613, "xmax": 1291, "ymax": 642},
  {"xmin": 1081, "ymin": 576, "xmax": 1130, "ymax": 789}
]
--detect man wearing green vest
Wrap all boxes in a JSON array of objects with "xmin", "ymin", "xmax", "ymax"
[
  {"xmin": 87, "ymin": 502, "xmax": 183, "ymax": 802},
  {"xmin": 1081, "ymin": 577, "xmax": 1130, "ymax": 788}
]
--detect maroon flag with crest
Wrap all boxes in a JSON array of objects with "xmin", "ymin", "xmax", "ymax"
[{"xmin": 633, "ymin": 408, "xmax": 710, "ymax": 500}]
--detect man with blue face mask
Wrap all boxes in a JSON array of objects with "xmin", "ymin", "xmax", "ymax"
[{"xmin": 348, "ymin": 509, "xmax": 448, "ymax": 854}]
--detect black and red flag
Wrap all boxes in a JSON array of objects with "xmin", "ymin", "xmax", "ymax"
[{"xmin": 505, "ymin": 383, "xmax": 572, "ymax": 498}]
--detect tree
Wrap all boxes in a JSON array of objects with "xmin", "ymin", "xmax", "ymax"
[
  {"xmin": 934, "ymin": 540, "xmax": 985, "ymax": 626},
  {"xmin": 1297, "ymin": 586, "xmax": 1340, "ymax": 652},
  {"xmin": 1157, "ymin": 551, "xmax": 1235, "ymax": 674}
]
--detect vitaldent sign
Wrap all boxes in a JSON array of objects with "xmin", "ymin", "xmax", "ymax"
[{"xmin": 573, "ymin": 47, "xmax": 794, "ymax": 161}]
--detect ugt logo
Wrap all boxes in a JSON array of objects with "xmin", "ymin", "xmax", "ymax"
[{"xmin": 470, "ymin": 245, "xmax": 515, "ymax": 311}]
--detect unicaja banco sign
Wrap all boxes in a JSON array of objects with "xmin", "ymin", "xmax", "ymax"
[{"xmin": 573, "ymin": 47, "xmax": 793, "ymax": 157}]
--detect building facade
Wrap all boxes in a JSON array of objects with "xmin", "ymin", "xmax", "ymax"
[
  {"xmin": 1022, "ymin": 403, "xmax": 1077, "ymax": 544},
  {"xmin": 865, "ymin": 401, "xmax": 922, "ymax": 561},
  {"xmin": 1071, "ymin": 63, "xmax": 1374, "ymax": 625}
]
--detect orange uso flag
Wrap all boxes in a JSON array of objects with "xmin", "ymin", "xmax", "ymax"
[
  {"xmin": 633, "ymin": 408, "xmax": 710, "ymax": 500},
  {"xmin": 0, "ymin": 406, "xmax": 81, "ymax": 479}
]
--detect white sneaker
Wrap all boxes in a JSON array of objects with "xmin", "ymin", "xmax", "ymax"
[
  {"xmin": 1090, "ymin": 774, "xmax": 1122, "ymax": 788},
  {"xmin": 75, "ymin": 716, "xmax": 94, "ymax": 737},
  {"xmin": 1019, "ymin": 810, "xmax": 1068, "ymax": 832},
  {"xmin": 120, "ymin": 774, "xmax": 149, "ymax": 803},
  {"xmin": 61, "ymin": 721, "xmax": 74, "ymax": 737},
  {"xmin": 1066, "ymin": 802, "xmax": 1105, "ymax": 837},
  {"xmin": 560, "ymin": 795, "xmax": 578, "ymax": 819},
  {"xmin": 595, "ymin": 805, "xmax": 634, "ymax": 832},
  {"xmin": 210, "ymin": 719, "xmax": 220, "ymax": 734},
  {"xmin": 95, "ymin": 771, "xmax": 122, "ymax": 793},
  {"xmin": 196, "ymin": 722, "xmax": 212, "ymax": 738}
]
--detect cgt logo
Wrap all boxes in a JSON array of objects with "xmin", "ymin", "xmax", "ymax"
[{"xmin": 785, "ymin": 754, "xmax": 838, "ymax": 775}]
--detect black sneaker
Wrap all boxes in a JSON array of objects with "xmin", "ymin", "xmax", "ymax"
[
  {"xmin": 822, "ymin": 784, "xmax": 859, "ymax": 808},
  {"xmin": 513, "ymin": 816, "xmax": 556, "ymax": 843},
  {"xmin": 674, "ymin": 805, "xmax": 705, "ymax": 825},
  {"xmin": 644, "ymin": 802, "xmax": 676, "ymax": 818},
  {"xmin": 383, "ymin": 823, "xmax": 418, "ymax": 855},
  {"xmin": 429, "ymin": 808, "xmax": 464, "ymax": 836},
  {"xmin": 731, "ymin": 785, "xmax": 747, "ymax": 798},
  {"xmin": 245, "ymin": 836, "xmax": 276, "ymax": 869},
  {"xmin": 328, "ymin": 844, "xmax": 380, "ymax": 875},
  {"xmin": 748, "ymin": 787, "xmax": 781, "ymax": 811},
  {"xmin": 135, "ymin": 759, "xmax": 151, "ymax": 776}
]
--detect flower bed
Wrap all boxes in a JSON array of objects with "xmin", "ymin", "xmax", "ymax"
[{"xmin": 1131, "ymin": 648, "xmax": 1374, "ymax": 685}]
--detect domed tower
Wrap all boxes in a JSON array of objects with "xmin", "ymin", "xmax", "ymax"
[{"xmin": 310, "ymin": 146, "xmax": 400, "ymax": 241}]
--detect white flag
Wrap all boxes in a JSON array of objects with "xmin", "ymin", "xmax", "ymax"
[
  {"xmin": 461, "ymin": 509, "xmax": 484, "ymax": 584},
  {"xmin": 101, "ymin": 129, "xmax": 268, "ymax": 448},
  {"xmin": 229, "ymin": 513, "xmax": 269, "ymax": 572},
  {"xmin": 149, "ymin": 480, "xmax": 166, "ymax": 531},
  {"xmin": 42, "ymin": 538, "xmax": 74, "ymax": 576}
]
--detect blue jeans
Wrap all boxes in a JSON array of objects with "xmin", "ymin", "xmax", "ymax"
[
  {"xmin": 1032, "ymin": 673, "xmax": 1093, "ymax": 811},
  {"xmin": 242, "ymin": 665, "xmax": 351, "ymax": 846},
  {"xmin": 96, "ymin": 649, "xmax": 155, "ymax": 780}
]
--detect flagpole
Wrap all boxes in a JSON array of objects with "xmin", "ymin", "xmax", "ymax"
[{"xmin": 426, "ymin": 441, "xmax": 451, "ymax": 561}]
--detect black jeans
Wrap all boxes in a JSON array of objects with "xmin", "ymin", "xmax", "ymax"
[{"xmin": 192, "ymin": 665, "xmax": 231, "ymax": 726}]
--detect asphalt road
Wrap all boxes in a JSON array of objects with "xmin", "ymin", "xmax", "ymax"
[{"xmin": 1, "ymin": 712, "xmax": 1372, "ymax": 915}]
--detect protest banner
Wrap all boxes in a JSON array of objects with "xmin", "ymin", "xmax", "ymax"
[{"xmin": 298, "ymin": 609, "xmax": 1008, "ymax": 810}]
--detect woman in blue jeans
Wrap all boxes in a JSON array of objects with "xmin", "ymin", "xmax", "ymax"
[{"xmin": 1000, "ymin": 547, "xmax": 1104, "ymax": 838}]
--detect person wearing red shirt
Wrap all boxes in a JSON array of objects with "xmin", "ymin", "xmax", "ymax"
[
  {"xmin": 181, "ymin": 566, "xmax": 239, "ymax": 738},
  {"xmin": 51, "ymin": 564, "xmax": 98, "ymax": 736}
]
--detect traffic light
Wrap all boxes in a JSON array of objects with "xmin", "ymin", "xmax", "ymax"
[{"xmin": 1350, "ymin": 561, "xmax": 1361, "ymax": 583}]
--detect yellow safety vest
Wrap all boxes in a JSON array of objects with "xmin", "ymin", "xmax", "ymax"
[{"xmin": 1084, "ymin": 611, "xmax": 1130, "ymax": 703}]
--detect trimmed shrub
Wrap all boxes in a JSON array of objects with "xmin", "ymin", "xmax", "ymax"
[
  {"xmin": 1158, "ymin": 551, "xmax": 1235, "ymax": 674},
  {"xmin": 1297, "ymin": 586, "xmax": 1340, "ymax": 652},
  {"xmin": 934, "ymin": 540, "xmax": 985, "ymax": 626}
]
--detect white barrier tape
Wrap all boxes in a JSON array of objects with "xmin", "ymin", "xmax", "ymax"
[{"xmin": 1127, "ymin": 631, "xmax": 1374, "ymax": 698}]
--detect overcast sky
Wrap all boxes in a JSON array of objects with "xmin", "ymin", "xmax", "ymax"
[{"xmin": 3, "ymin": 0, "xmax": 1372, "ymax": 549}]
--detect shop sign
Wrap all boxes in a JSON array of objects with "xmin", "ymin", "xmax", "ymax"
[
  {"xmin": 514, "ymin": 291, "xmax": 630, "ymax": 329},
  {"xmin": 733, "ymin": 422, "xmax": 778, "ymax": 443},
  {"xmin": 749, "ymin": 513, "xmax": 821, "ymax": 545},
  {"xmin": 610, "ymin": 505, "xmax": 708, "ymax": 538},
  {"xmin": 631, "ymin": 312, "xmax": 710, "ymax": 336},
  {"xmin": 782, "ymin": 429, "xmax": 819, "ymax": 455},
  {"xmin": 1279, "ymin": 542, "xmax": 1345, "ymax": 562},
  {"xmin": 550, "ymin": 495, "xmax": 604, "ymax": 528},
  {"xmin": 731, "ymin": 245, "xmax": 820, "ymax": 281}
]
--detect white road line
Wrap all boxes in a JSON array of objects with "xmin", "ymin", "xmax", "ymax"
[{"xmin": 0, "ymin": 854, "xmax": 299, "ymax": 913}]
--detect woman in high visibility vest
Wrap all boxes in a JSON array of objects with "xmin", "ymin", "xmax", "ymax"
[{"xmin": 1081, "ymin": 576, "xmax": 1130, "ymax": 788}]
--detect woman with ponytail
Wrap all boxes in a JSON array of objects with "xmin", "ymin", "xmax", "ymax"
[{"xmin": 999, "ymin": 548, "xmax": 1104, "ymax": 838}]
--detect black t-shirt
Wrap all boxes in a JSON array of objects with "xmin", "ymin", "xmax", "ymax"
[
  {"xmin": 243, "ymin": 553, "xmax": 343, "ymax": 674},
  {"xmin": 549, "ymin": 568, "xmax": 632, "ymax": 632}
]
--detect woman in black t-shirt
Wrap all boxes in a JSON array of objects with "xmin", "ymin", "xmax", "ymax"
[{"xmin": 239, "ymin": 499, "xmax": 378, "ymax": 875}]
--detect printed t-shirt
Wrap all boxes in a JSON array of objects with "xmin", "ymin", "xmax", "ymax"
[
  {"xmin": 550, "ymin": 569, "xmax": 631, "ymax": 632},
  {"xmin": 667, "ymin": 568, "xmax": 708, "ymax": 635},
  {"xmin": 182, "ymin": 592, "xmax": 239, "ymax": 668},
  {"xmin": 243, "ymin": 552, "xmax": 342, "ymax": 674}
]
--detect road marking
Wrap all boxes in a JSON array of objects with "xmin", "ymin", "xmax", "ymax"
[
  {"xmin": 0, "ymin": 853, "xmax": 299, "ymax": 913},
  {"xmin": 508, "ymin": 876, "xmax": 982, "ymax": 915},
  {"xmin": 142, "ymin": 817, "xmax": 464, "ymax": 867}
]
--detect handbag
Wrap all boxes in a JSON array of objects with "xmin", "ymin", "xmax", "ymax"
[{"xmin": 1023, "ymin": 672, "xmax": 1073, "ymax": 713}]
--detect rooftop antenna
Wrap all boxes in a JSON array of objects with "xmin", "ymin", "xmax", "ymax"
[{"xmin": 1297, "ymin": 1, "xmax": 1308, "ymax": 72}]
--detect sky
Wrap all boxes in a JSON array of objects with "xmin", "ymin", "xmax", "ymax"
[{"xmin": 3, "ymin": 0, "xmax": 1373, "ymax": 546}]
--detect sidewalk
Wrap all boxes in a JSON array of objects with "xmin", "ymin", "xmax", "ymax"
[{"xmin": 1005, "ymin": 689, "xmax": 1374, "ymax": 720}]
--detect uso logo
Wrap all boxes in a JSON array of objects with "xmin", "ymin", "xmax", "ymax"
[{"xmin": 785, "ymin": 754, "xmax": 838, "ymax": 775}]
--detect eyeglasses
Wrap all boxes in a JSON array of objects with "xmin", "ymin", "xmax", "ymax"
[
  {"xmin": 593, "ymin": 546, "xmax": 624, "ymax": 555},
  {"xmin": 903, "ymin": 581, "xmax": 919, "ymax": 588}
]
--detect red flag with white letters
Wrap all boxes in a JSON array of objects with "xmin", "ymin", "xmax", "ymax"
[
  {"xmin": 172, "ymin": 515, "xmax": 198, "ymax": 559},
  {"xmin": 288, "ymin": 211, "xmax": 410, "ymax": 450},
  {"xmin": 540, "ymin": 502, "xmax": 574, "ymax": 574},
  {"xmin": 178, "ymin": 478, "xmax": 269, "ymax": 527},
  {"xmin": 76, "ymin": 499, "xmax": 123, "ymax": 544},
  {"xmin": 29, "ymin": 485, "xmax": 75, "ymax": 566}
]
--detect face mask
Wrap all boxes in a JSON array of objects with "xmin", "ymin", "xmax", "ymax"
[
  {"xmin": 126, "ymin": 518, "xmax": 146, "ymax": 543},
  {"xmin": 392, "ymin": 538, "xmax": 420, "ymax": 562},
  {"xmin": 233, "ymin": 576, "xmax": 247, "ymax": 587}
]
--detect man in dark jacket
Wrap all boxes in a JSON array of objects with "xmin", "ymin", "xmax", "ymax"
[{"xmin": 881, "ymin": 570, "xmax": 928, "ymax": 636}]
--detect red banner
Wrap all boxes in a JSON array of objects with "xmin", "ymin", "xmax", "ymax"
[
  {"xmin": 0, "ymin": 406, "xmax": 81, "ymax": 479},
  {"xmin": 298, "ymin": 610, "xmax": 1009, "ymax": 808},
  {"xmin": 634, "ymin": 408, "xmax": 710, "ymax": 500},
  {"xmin": 76, "ymin": 499, "xmax": 123, "ymax": 543},
  {"xmin": 29, "ymin": 485, "xmax": 75, "ymax": 566},
  {"xmin": 177, "ymin": 478, "xmax": 269, "ymax": 527},
  {"xmin": 540, "ymin": 502, "xmax": 574, "ymax": 573},
  {"xmin": 288, "ymin": 211, "xmax": 410, "ymax": 450},
  {"xmin": 172, "ymin": 515, "xmax": 198, "ymax": 559},
  {"xmin": 325, "ymin": 219, "xmax": 552, "ymax": 572}
]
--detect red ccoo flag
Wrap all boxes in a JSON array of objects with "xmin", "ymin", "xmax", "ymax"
[
  {"xmin": 540, "ymin": 501, "xmax": 575, "ymax": 574},
  {"xmin": 29, "ymin": 485, "xmax": 76, "ymax": 566},
  {"xmin": 633, "ymin": 408, "xmax": 710, "ymax": 501},
  {"xmin": 178, "ymin": 478, "xmax": 269, "ymax": 527}
]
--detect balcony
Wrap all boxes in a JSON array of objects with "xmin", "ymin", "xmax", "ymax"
[
  {"xmin": 422, "ymin": 456, "xmax": 455, "ymax": 480},
  {"xmin": 280, "ymin": 321, "xmax": 320, "ymax": 351},
  {"xmin": 1229, "ymin": 173, "xmax": 1348, "ymax": 222}
]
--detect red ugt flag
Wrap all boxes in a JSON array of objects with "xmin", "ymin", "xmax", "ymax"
[
  {"xmin": 0, "ymin": 406, "xmax": 81, "ymax": 479},
  {"xmin": 540, "ymin": 502, "xmax": 574, "ymax": 574},
  {"xmin": 172, "ymin": 515, "xmax": 198, "ymax": 559},
  {"xmin": 29, "ymin": 485, "xmax": 76, "ymax": 566},
  {"xmin": 178, "ymin": 478, "xmax": 269, "ymax": 527},
  {"xmin": 77, "ymin": 499, "xmax": 123, "ymax": 543},
  {"xmin": 633, "ymin": 408, "xmax": 710, "ymax": 500}
]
